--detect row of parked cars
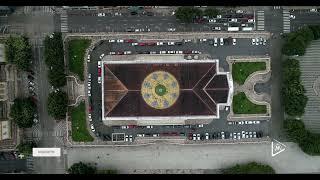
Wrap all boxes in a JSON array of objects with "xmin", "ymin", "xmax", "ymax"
[
  {"xmin": 189, "ymin": 131, "xmax": 264, "ymax": 141},
  {"xmin": 251, "ymin": 37, "xmax": 267, "ymax": 46},
  {"xmin": 199, "ymin": 37, "xmax": 237, "ymax": 46},
  {"xmin": 228, "ymin": 120, "xmax": 261, "ymax": 125}
]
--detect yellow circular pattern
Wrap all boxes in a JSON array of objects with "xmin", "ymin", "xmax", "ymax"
[{"xmin": 141, "ymin": 71, "xmax": 180, "ymax": 110}]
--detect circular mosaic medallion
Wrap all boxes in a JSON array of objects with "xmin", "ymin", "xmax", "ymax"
[{"xmin": 141, "ymin": 71, "xmax": 180, "ymax": 109}]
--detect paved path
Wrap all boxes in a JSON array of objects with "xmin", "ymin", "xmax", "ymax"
[{"xmin": 67, "ymin": 142, "xmax": 320, "ymax": 174}]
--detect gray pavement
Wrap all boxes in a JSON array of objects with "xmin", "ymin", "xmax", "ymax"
[
  {"xmin": 290, "ymin": 10, "xmax": 320, "ymax": 32},
  {"xmin": 67, "ymin": 142, "xmax": 320, "ymax": 174}
]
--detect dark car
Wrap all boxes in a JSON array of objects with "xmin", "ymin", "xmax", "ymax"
[
  {"xmin": 188, "ymin": 133, "xmax": 193, "ymax": 140},
  {"xmin": 145, "ymin": 133, "xmax": 152, "ymax": 137},
  {"xmin": 212, "ymin": 132, "xmax": 217, "ymax": 139},
  {"xmin": 170, "ymin": 132, "xmax": 178, "ymax": 136},
  {"xmin": 225, "ymin": 131, "xmax": 230, "ymax": 139},
  {"xmin": 126, "ymin": 28, "xmax": 134, "ymax": 32},
  {"xmin": 217, "ymin": 132, "xmax": 221, "ymax": 139},
  {"xmin": 146, "ymin": 12, "xmax": 154, "ymax": 16},
  {"xmin": 27, "ymin": 75, "xmax": 34, "ymax": 80},
  {"xmin": 200, "ymin": 134, "xmax": 205, "ymax": 140},
  {"xmin": 180, "ymin": 132, "xmax": 186, "ymax": 136},
  {"xmin": 103, "ymin": 134, "xmax": 112, "ymax": 141},
  {"xmin": 175, "ymin": 42, "xmax": 183, "ymax": 45}
]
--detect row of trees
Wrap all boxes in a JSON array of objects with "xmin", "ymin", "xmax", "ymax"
[
  {"xmin": 44, "ymin": 32, "xmax": 66, "ymax": 88},
  {"xmin": 282, "ymin": 25, "xmax": 320, "ymax": 56},
  {"xmin": 175, "ymin": 7, "xmax": 220, "ymax": 23},
  {"xmin": 5, "ymin": 35, "xmax": 32, "ymax": 71},
  {"xmin": 284, "ymin": 119, "xmax": 320, "ymax": 155},
  {"xmin": 281, "ymin": 58, "xmax": 308, "ymax": 116},
  {"xmin": 47, "ymin": 91, "xmax": 68, "ymax": 120},
  {"xmin": 221, "ymin": 162, "xmax": 275, "ymax": 174},
  {"xmin": 67, "ymin": 162, "xmax": 118, "ymax": 174}
]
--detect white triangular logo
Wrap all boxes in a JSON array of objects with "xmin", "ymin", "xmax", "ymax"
[{"xmin": 271, "ymin": 139, "xmax": 286, "ymax": 157}]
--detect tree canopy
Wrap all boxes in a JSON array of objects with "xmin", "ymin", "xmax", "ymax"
[
  {"xmin": 5, "ymin": 35, "xmax": 32, "ymax": 71},
  {"xmin": 9, "ymin": 97, "xmax": 36, "ymax": 128},
  {"xmin": 44, "ymin": 32, "xmax": 66, "ymax": 88},
  {"xmin": 17, "ymin": 141, "xmax": 37, "ymax": 155},
  {"xmin": 221, "ymin": 162, "xmax": 275, "ymax": 174},
  {"xmin": 68, "ymin": 162, "xmax": 97, "ymax": 174},
  {"xmin": 175, "ymin": 7, "xmax": 203, "ymax": 23},
  {"xmin": 47, "ymin": 91, "xmax": 68, "ymax": 120}
]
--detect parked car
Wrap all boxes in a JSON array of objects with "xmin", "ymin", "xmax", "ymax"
[
  {"xmin": 146, "ymin": 125, "xmax": 153, "ymax": 129},
  {"xmin": 87, "ymin": 54, "xmax": 90, "ymax": 62},
  {"xmin": 168, "ymin": 42, "xmax": 175, "ymax": 45},
  {"xmin": 237, "ymin": 132, "xmax": 241, "ymax": 139},
  {"xmin": 263, "ymin": 39, "xmax": 266, "ymax": 45},
  {"xmin": 232, "ymin": 38, "xmax": 236, "ymax": 45},
  {"xmin": 168, "ymin": 28, "xmax": 176, "ymax": 32},
  {"xmin": 184, "ymin": 39, "xmax": 192, "ymax": 43},
  {"xmin": 157, "ymin": 42, "xmax": 164, "ymax": 46},
  {"xmin": 129, "ymin": 135, "xmax": 133, "ymax": 142},
  {"xmin": 160, "ymin": 51, "xmax": 166, "ymax": 54},
  {"xmin": 241, "ymin": 131, "xmax": 246, "ymax": 138},
  {"xmin": 109, "ymin": 51, "xmax": 116, "ymax": 55},
  {"xmin": 248, "ymin": 19, "xmax": 254, "ymax": 23},
  {"xmin": 212, "ymin": 27, "xmax": 221, "ymax": 31},
  {"xmin": 193, "ymin": 134, "xmax": 197, "ymax": 140},
  {"xmin": 125, "ymin": 135, "xmax": 129, "ymax": 142},
  {"xmin": 117, "ymin": 39, "xmax": 124, "ymax": 43},
  {"xmin": 125, "ymin": 39, "xmax": 136, "ymax": 43},
  {"xmin": 197, "ymin": 124, "xmax": 204, "ymax": 128},
  {"xmin": 88, "ymin": 113, "xmax": 92, "ymax": 120},
  {"xmin": 214, "ymin": 38, "xmax": 218, "ymax": 47},
  {"xmin": 221, "ymin": 132, "xmax": 225, "ymax": 139},
  {"xmin": 289, "ymin": 14, "xmax": 295, "ymax": 19},
  {"xmin": 124, "ymin": 51, "xmax": 132, "ymax": 55},
  {"xmin": 253, "ymin": 121, "xmax": 261, "ymax": 124},
  {"xmin": 90, "ymin": 124, "xmax": 95, "ymax": 132},
  {"xmin": 216, "ymin": 15, "xmax": 222, "ymax": 18},
  {"xmin": 253, "ymin": 131, "xmax": 257, "ymax": 138},
  {"xmin": 199, "ymin": 38, "xmax": 207, "ymax": 42},
  {"xmin": 121, "ymin": 126, "xmax": 129, "ymax": 129},
  {"xmin": 205, "ymin": 133, "xmax": 209, "ymax": 140},
  {"xmin": 137, "ymin": 134, "xmax": 145, "ymax": 137},
  {"xmin": 208, "ymin": 19, "xmax": 216, "ymax": 23},
  {"xmin": 131, "ymin": 42, "xmax": 138, "ymax": 46},
  {"xmin": 197, "ymin": 134, "xmax": 200, "ymax": 140},
  {"xmin": 220, "ymin": 38, "xmax": 224, "ymax": 45},
  {"xmin": 251, "ymin": 38, "xmax": 256, "ymax": 45},
  {"xmin": 153, "ymin": 134, "xmax": 159, "ymax": 137},
  {"xmin": 176, "ymin": 42, "xmax": 183, "ymax": 45},
  {"xmin": 108, "ymin": 39, "xmax": 115, "ymax": 43},
  {"xmin": 255, "ymin": 38, "xmax": 259, "ymax": 45},
  {"xmin": 98, "ymin": 76, "xmax": 102, "ymax": 84}
]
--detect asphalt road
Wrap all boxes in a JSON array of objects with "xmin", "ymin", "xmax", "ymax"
[
  {"xmin": 290, "ymin": 10, "xmax": 320, "ymax": 32},
  {"xmin": 67, "ymin": 142, "xmax": 320, "ymax": 174},
  {"xmin": 87, "ymin": 38, "xmax": 270, "ymax": 141}
]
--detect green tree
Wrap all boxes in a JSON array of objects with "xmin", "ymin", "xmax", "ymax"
[
  {"xmin": 284, "ymin": 119, "xmax": 308, "ymax": 142},
  {"xmin": 175, "ymin": 7, "xmax": 203, "ymax": 23},
  {"xmin": 5, "ymin": 35, "xmax": 32, "ymax": 71},
  {"xmin": 17, "ymin": 141, "xmax": 37, "ymax": 155},
  {"xmin": 9, "ymin": 97, "xmax": 36, "ymax": 128},
  {"xmin": 47, "ymin": 91, "xmax": 68, "ymax": 120},
  {"xmin": 68, "ymin": 162, "xmax": 97, "ymax": 174},
  {"xmin": 221, "ymin": 162, "xmax": 275, "ymax": 174},
  {"xmin": 203, "ymin": 8, "xmax": 220, "ymax": 18},
  {"xmin": 48, "ymin": 68, "xmax": 66, "ymax": 88},
  {"xmin": 308, "ymin": 25, "xmax": 320, "ymax": 40}
]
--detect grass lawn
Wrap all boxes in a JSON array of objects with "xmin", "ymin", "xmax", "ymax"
[
  {"xmin": 68, "ymin": 39, "xmax": 91, "ymax": 81},
  {"xmin": 232, "ymin": 92, "xmax": 267, "ymax": 114},
  {"xmin": 71, "ymin": 102, "xmax": 94, "ymax": 142},
  {"xmin": 232, "ymin": 61, "xmax": 266, "ymax": 85}
]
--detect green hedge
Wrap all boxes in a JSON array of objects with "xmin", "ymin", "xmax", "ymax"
[
  {"xmin": 175, "ymin": 7, "xmax": 220, "ymax": 23},
  {"xmin": 221, "ymin": 162, "xmax": 275, "ymax": 174},
  {"xmin": 68, "ymin": 39, "xmax": 91, "ymax": 81},
  {"xmin": 71, "ymin": 102, "xmax": 93, "ymax": 142},
  {"xmin": 232, "ymin": 92, "xmax": 267, "ymax": 114},
  {"xmin": 284, "ymin": 119, "xmax": 320, "ymax": 155}
]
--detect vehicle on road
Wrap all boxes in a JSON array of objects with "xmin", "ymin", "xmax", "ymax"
[
  {"xmin": 289, "ymin": 14, "xmax": 295, "ymax": 19},
  {"xmin": 193, "ymin": 134, "xmax": 196, "ymax": 140},
  {"xmin": 232, "ymin": 38, "xmax": 236, "ymax": 45},
  {"xmin": 157, "ymin": 42, "xmax": 164, "ymax": 46},
  {"xmin": 251, "ymin": 38, "xmax": 255, "ymax": 45},
  {"xmin": 131, "ymin": 42, "xmax": 138, "ymax": 46},
  {"xmin": 90, "ymin": 124, "xmax": 95, "ymax": 132},
  {"xmin": 98, "ymin": 77, "xmax": 101, "ymax": 84},
  {"xmin": 108, "ymin": 39, "xmax": 115, "ymax": 43},
  {"xmin": 117, "ymin": 39, "xmax": 124, "ymax": 43},
  {"xmin": 168, "ymin": 28, "xmax": 176, "ymax": 32},
  {"xmin": 168, "ymin": 42, "xmax": 175, "ymax": 46},
  {"xmin": 197, "ymin": 134, "xmax": 200, "ymax": 140},
  {"xmin": 99, "ymin": 54, "xmax": 104, "ymax": 60},
  {"xmin": 221, "ymin": 132, "xmax": 225, "ymax": 139},
  {"xmin": 220, "ymin": 38, "xmax": 224, "ymax": 45},
  {"xmin": 212, "ymin": 27, "xmax": 221, "ymax": 31},
  {"xmin": 129, "ymin": 135, "xmax": 133, "ymax": 142},
  {"xmin": 124, "ymin": 51, "xmax": 132, "ymax": 55},
  {"xmin": 146, "ymin": 125, "xmax": 153, "ymax": 129},
  {"xmin": 205, "ymin": 133, "xmax": 209, "ymax": 140},
  {"xmin": 87, "ymin": 54, "xmax": 90, "ymax": 62}
]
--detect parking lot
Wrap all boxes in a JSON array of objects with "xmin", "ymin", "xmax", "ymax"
[
  {"xmin": 289, "ymin": 9, "xmax": 320, "ymax": 32},
  {"xmin": 85, "ymin": 35, "xmax": 271, "ymax": 143}
]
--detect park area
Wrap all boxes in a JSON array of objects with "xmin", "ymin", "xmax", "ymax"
[
  {"xmin": 232, "ymin": 61, "xmax": 266, "ymax": 85},
  {"xmin": 71, "ymin": 102, "xmax": 93, "ymax": 142},
  {"xmin": 232, "ymin": 92, "xmax": 267, "ymax": 114},
  {"xmin": 68, "ymin": 39, "xmax": 91, "ymax": 81}
]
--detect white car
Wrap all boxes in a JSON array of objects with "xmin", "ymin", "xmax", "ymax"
[
  {"xmin": 146, "ymin": 125, "xmax": 153, "ymax": 129},
  {"xmin": 237, "ymin": 132, "xmax": 241, "ymax": 139},
  {"xmin": 97, "ymin": 61, "xmax": 102, "ymax": 68},
  {"xmin": 255, "ymin": 38, "xmax": 259, "ymax": 45},
  {"xmin": 108, "ymin": 39, "xmax": 115, "ymax": 43},
  {"xmin": 251, "ymin": 38, "xmax": 255, "ymax": 45},
  {"xmin": 90, "ymin": 124, "xmax": 95, "ymax": 132},
  {"xmin": 153, "ymin": 134, "xmax": 159, "ymax": 137},
  {"xmin": 253, "ymin": 121, "xmax": 261, "ymax": 124},
  {"xmin": 230, "ymin": 18, "xmax": 237, "ymax": 22},
  {"xmin": 125, "ymin": 135, "xmax": 129, "ymax": 142},
  {"xmin": 109, "ymin": 51, "xmax": 116, "ymax": 55},
  {"xmin": 88, "ymin": 73, "xmax": 91, "ymax": 81},
  {"xmin": 221, "ymin": 132, "xmax": 225, "ymax": 139},
  {"xmin": 245, "ymin": 132, "xmax": 249, "ymax": 138},
  {"xmin": 137, "ymin": 134, "xmax": 145, "ymax": 137},
  {"xmin": 197, "ymin": 124, "xmax": 204, "ymax": 128},
  {"xmin": 192, "ymin": 50, "xmax": 200, "ymax": 54},
  {"xmin": 263, "ymin": 39, "xmax": 266, "ymax": 45},
  {"xmin": 216, "ymin": 15, "xmax": 222, "ymax": 18},
  {"xmin": 259, "ymin": 37, "xmax": 263, "ymax": 45},
  {"xmin": 168, "ymin": 51, "xmax": 174, "ymax": 54},
  {"xmin": 98, "ymin": 77, "xmax": 102, "ymax": 84},
  {"xmin": 200, "ymin": 38, "xmax": 207, "ymax": 42},
  {"xmin": 236, "ymin": 10, "xmax": 244, "ymax": 14},
  {"xmin": 212, "ymin": 27, "xmax": 221, "ymax": 31},
  {"xmin": 97, "ymin": 13, "xmax": 105, "ymax": 17},
  {"xmin": 184, "ymin": 39, "xmax": 192, "ymax": 43},
  {"xmin": 228, "ymin": 121, "xmax": 234, "ymax": 125},
  {"xmin": 232, "ymin": 38, "xmax": 236, "ymax": 45},
  {"xmin": 131, "ymin": 42, "xmax": 138, "ymax": 46},
  {"xmin": 87, "ymin": 54, "xmax": 90, "ymax": 62},
  {"xmin": 168, "ymin": 28, "xmax": 176, "ymax": 32},
  {"xmin": 193, "ymin": 134, "xmax": 197, "ymax": 140},
  {"xmin": 168, "ymin": 42, "xmax": 175, "ymax": 46},
  {"xmin": 129, "ymin": 135, "xmax": 133, "ymax": 142},
  {"xmin": 88, "ymin": 82, "xmax": 91, "ymax": 89},
  {"xmin": 289, "ymin": 14, "xmax": 295, "ymax": 19},
  {"xmin": 88, "ymin": 90, "xmax": 91, "ymax": 96},
  {"xmin": 99, "ymin": 54, "xmax": 104, "ymax": 60},
  {"xmin": 157, "ymin": 42, "xmax": 164, "ymax": 46},
  {"xmin": 249, "ymin": 132, "xmax": 253, "ymax": 138},
  {"xmin": 117, "ymin": 39, "xmax": 124, "ymax": 43},
  {"xmin": 310, "ymin": 9, "xmax": 318, "ymax": 12},
  {"xmin": 248, "ymin": 121, "xmax": 253, "ymax": 124},
  {"xmin": 160, "ymin": 51, "xmax": 166, "ymax": 54},
  {"xmin": 135, "ymin": 29, "xmax": 140, "ymax": 32},
  {"xmin": 238, "ymin": 121, "xmax": 244, "ymax": 125},
  {"xmin": 208, "ymin": 19, "xmax": 216, "ymax": 23},
  {"xmin": 124, "ymin": 51, "xmax": 132, "ymax": 55},
  {"xmin": 150, "ymin": 51, "xmax": 157, "ymax": 54},
  {"xmin": 248, "ymin": 19, "xmax": 254, "ymax": 23},
  {"xmin": 233, "ymin": 132, "xmax": 237, "ymax": 139},
  {"xmin": 177, "ymin": 51, "xmax": 183, "ymax": 54},
  {"xmin": 220, "ymin": 38, "xmax": 224, "ymax": 46},
  {"xmin": 214, "ymin": 38, "xmax": 218, "ymax": 47},
  {"xmin": 121, "ymin": 126, "xmax": 129, "ymax": 129},
  {"xmin": 197, "ymin": 134, "xmax": 200, "ymax": 140},
  {"xmin": 88, "ymin": 114, "xmax": 92, "ymax": 121},
  {"xmin": 205, "ymin": 133, "xmax": 209, "ymax": 140},
  {"xmin": 242, "ymin": 131, "xmax": 246, "ymax": 138},
  {"xmin": 253, "ymin": 132, "xmax": 257, "ymax": 138}
]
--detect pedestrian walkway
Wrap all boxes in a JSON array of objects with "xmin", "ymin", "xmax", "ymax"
[
  {"xmin": 26, "ymin": 156, "xmax": 34, "ymax": 173},
  {"xmin": 256, "ymin": 11, "xmax": 265, "ymax": 31},
  {"xmin": 60, "ymin": 10, "xmax": 68, "ymax": 33},
  {"xmin": 283, "ymin": 10, "xmax": 290, "ymax": 33}
]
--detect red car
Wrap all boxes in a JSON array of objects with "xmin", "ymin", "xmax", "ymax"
[
  {"xmin": 89, "ymin": 105, "xmax": 93, "ymax": 112},
  {"xmin": 170, "ymin": 132, "xmax": 178, "ymax": 136},
  {"xmin": 146, "ymin": 42, "xmax": 156, "ymax": 46},
  {"xmin": 183, "ymin": 50, "xmax": 192, "ymax": 54},
  {"xmin": 128, "ymin": 125, "xmax": 137, "ymax": 128},
  {"xmin": 188, "ymin": 133, "xmax": 193, "ymax": 140},
  {"xmin": 98, "ymin": 68, "xmax": 101, "ymax": 76},
  {"xmin": 117, "ymin": 51, "xmax": 124, "ymax": 55},
  {"xmin": 138, "ymin": 42, "xmax": 146, "ymax": 46},
  {"xmin": 125, "ymin": 39, "xmax": 135, "ymax": 43}
]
